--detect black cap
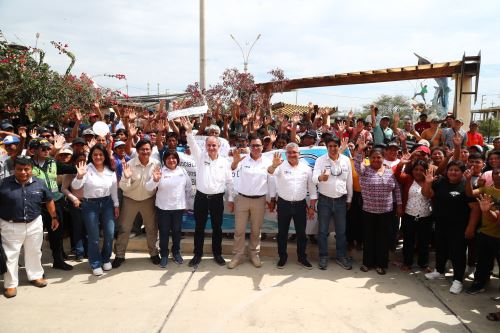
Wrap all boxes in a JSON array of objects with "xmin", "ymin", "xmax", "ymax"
[
  {"xmin": 72, "ymin": 137, "xmax": 86, "ymax": 145},
  {"xmin": 303, "ymin": 130, "xmax": 317, "ymax": 138},
  {"xmin": 1, "ymin": 122, "xmax": 14, "ymax": 130}
]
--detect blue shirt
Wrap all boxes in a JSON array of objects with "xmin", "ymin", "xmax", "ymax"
[{"xmin": 0, "ymin": 176, "xmax": 54, "ymax": 222}]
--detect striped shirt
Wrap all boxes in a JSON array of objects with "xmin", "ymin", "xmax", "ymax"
[{"xmin": 353, "ymin": 153, "xmax": 402, "ymax": 214}]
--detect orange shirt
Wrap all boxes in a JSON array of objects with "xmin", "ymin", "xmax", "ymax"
[{"xmin": 466, "ymin": 131, "xmax": 484, "ymax": 147}]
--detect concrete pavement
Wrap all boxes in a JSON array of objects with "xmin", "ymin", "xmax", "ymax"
[{"xmin": 0, "ymin": 237, "xmax": 499, "ymax": 333}]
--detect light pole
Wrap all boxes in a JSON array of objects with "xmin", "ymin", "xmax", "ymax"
[
  {"xmin": 230, "ymin": 34, "xmax": 261, "ymax": 73},
  {"xmin": 199, "ymin": 0, "xmax": 206, "ymax": 90}
]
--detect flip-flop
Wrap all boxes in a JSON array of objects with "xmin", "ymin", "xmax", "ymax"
[
  {"xmin": 376, "ymin": 267, "xmax": 386, "ymax": 275},
  {"xmin": 486, "ymin": 312, "xmax": 500, "ymax": 321}
]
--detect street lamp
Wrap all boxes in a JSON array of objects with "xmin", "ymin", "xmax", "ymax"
[{"xmin": 230, "ymin": 34, "xmax": 261, "ymax": 73}]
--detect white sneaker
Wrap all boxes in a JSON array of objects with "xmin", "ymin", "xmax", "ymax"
[
  {"xmin": 450, "ymin": 280, "xmax": 463, "ymax": 294},
  {"xmin": 102, "ymin": 262, "xmax": 112, "ymax": 271},
  {"xmin": 92, "ymin": 267, "xmax": 104, "ymax": 276},
  {"xmin": 425, "ymin": 269, "xmax": 445, "ymax": 280},
  {"xmin": 466, "ymin": 265, "xmax": 476, "ymax": 280},
  {"xmin": 129, "ymin": 233, "xmax": 137, "ymax": 239}
]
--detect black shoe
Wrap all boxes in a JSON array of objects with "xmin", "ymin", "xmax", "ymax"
[
  {"xmin": 298, "ymin": 258, "xmax": 313, "ymax": 270},
  {"xmin": 214, "ymin": 255, "xmax": 226, "ymax": 266},
  {"xmin": 150, "ymin": 255, "xmax": 161, "ymax": 265},
  {"xmin": 261, "ymin": 233, "xmax": 268, "ymax": 241},
  {"xmin": 189, "ymin": 255, "xmax": 202, "ymax": 267},
  {"xmin": 112, "ymin": 257, "xmax": 125, "ymax": 268},
  {"xmin": 62, "ymin": 251, "xmax": 69, "ymax": 260},
  {"xmin": 53, "ymin": 260, "xmax": 73, "ymax": 271},
  {"xmin": 277, "ymin": 257, "xmax": 287, "ymax": 269},
  {"xmin": 466, "ymin": 283, "xmax": 486, "ymax": 295}
]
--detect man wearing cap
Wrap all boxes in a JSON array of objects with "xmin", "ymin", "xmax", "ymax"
[
  {"xmin": 466, "ymin": 122, "xmax": 484, "ymax": 147},
  {"xmin": 71, "ymin": 137, "xmax": 87, "ymax": 156},
  {"xmin": 31, "ymin": 139, "xmax": 76, "ymax": 270},
  {"xmin": 371, "ymin": 106, "xmax": 394, "ymax": 146},
  {"xmin": 442, "ymin": 118, "xmax": 467, "ymax": 148},
  {"xmin": 415, "ymin": 113, "xmax": 431, "ymax": 134},
  {"xmin": 82, "ymin": 128, "xmax": 95, "ymax": 145},
  {"xmin": 420, "ymin": 118, "xmax": 443, "ymax": 148},
  {"xmin": 0, "ymin": 156, "xmax": 59, "ymax": 298},
  {"xmin": 300, "ymin": 130, "xmax": 317, "ymax": 147},
  {"xmin": 112, "ymin": 140, "xmax": 130, "ymax": 181}
]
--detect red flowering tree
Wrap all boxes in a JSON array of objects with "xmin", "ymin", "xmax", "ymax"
[
  {"xmin": 185, "ymin": 67, "xmax": 288, "ymax": 114},
  {"xmin": 0, "ymin": 36, "xmax": 126, "ymax": 125}
]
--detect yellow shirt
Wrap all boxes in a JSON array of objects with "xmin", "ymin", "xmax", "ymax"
[{"xmin": 478, "ymin": 186, "xmax": 500, "ymax": 238}]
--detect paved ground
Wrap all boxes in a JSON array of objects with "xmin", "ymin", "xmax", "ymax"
[{"xmin": 0, "ymin": 236, "xmax": 499, "ymax": 333}]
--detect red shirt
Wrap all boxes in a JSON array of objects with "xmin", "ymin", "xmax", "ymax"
[
  {"xmin": 466, "ymin": 131, "xmax": 484, "ymax": 147},
  {"xmin": 415, "ymin": 121, "xmax": 431, "ymax": 134}
]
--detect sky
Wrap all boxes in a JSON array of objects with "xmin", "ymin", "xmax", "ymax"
[{"xmin": 1, "ymin": 0, "xmax": 499, "ymax": 112}]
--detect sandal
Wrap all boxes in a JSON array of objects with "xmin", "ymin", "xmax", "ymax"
[
  {"xmin": 376, "ymin": 267, "xmax": 386, "ymax": 275},
  {"xmin": 486, "ymin": 312, "xmax": 500, "ymax": 321},
  {"xmin": 360, "ymin": 265, "xmax": 370, "ymax": 272}
]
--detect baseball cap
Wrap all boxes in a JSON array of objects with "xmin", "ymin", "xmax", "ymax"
[
  {"xmin": 1, "ymin": 122, "xmax": 14, "ymax": 131},
  {"xmin": 113, "ymin": 140, "xmax": 125, "ymax": 149},
  {"xmin": 72, "ymin": 137, "xmax": 86, "ymax": 145},
  {"xmin": 2, "ymin": 135, "xmax": 20, "ymax": 145},
  {"xmin": 455, "ymin": 118, "xmax": 464, "ymax": 124},
  {"xmin": 381, "ymin": 115, "xmax": 391, "ymax": 121},
  {"xmin": 387, "ymin": 141, "xmax": 400, "ymax": 149},
  {"xmin": 414, "ymin": 145, "xmax": 431, "ymax": 155},
  {"xmin": 82, "ymin": 128, "xmax": 95, "ymax": 136},
  {"xmin": 57, "ymin": 146, "xmax": 73, "ymax": 155},
  {"xmin": 303, "ymin": 130, "xmax": 317, "ymax": 138}
]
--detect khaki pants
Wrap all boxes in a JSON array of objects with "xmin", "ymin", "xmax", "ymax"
[
  {"xmin": 114, "ymin": 196, "xmax": 158, "ymax": 258},
  {"xmin": 233, "ymin": 195, "xmax": 266, "ymax": 258}
]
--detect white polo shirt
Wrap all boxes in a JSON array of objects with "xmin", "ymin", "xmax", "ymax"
[
  {"xmin": 187, "ymin": 133, "xmax": 234, "ymax": 201},
  {"xmin": 234, "ymin": 155, "xmax": 275, "ymax": 198},
  {"xmin": 145, "ymin": 166, "xmax": 192, "ymax": 210},
  {"xmin": 270, "ymin": 160, "xmax": 317, "ymax": 202}
]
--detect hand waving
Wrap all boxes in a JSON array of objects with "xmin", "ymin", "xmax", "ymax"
[
  {"xmin": 76, "ymin": 161, "xmax": 87, "ymax": 179},
  {"xmin": 152, "ymin": 165, "xmax": 162, "ymax": 182}
]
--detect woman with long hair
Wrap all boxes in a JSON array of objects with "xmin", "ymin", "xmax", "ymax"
[{"xmin": 71, "ymin": 144, "xmax": 119, "ymax": 276}]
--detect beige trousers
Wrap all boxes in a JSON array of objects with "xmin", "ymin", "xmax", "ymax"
[
  {"xmin": 114, "ymin": 196, "xmax": 158, "ymax": 258},
  {"xmin": 232, "ymin": 195, "xmax": 266, "ymax": 258}
]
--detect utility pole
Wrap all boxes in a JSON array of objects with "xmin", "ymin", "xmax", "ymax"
[
  {"xmin": 147, "ymin": 82, "xmax": 150, "ymax": 96},
  {"xmin": 157, "ymin": 83, "xmax": 160, "ymax": 96},
  {"xmin": 199, "ymin": 0, "xmax": 206, "ymax": 90}
]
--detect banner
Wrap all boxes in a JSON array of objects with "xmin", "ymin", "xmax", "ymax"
[
  {"xmin": 180, "ymin": 146, "xmax": 329, "ymax": 233},
  {"xmin": 167, "ymin": 103, "xmax": 209, "ymax": 120}
]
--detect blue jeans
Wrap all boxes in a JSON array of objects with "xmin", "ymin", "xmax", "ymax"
[
  {"xmin": 156, "ymin": 208, "xmax": 183, "ymax": 258},
  {"xmin": 67, "ymin": 202, "xmax": 87, "ymax": 257},
  {"xmin": 81, "ymin": 196, "xmax": 115, "ymax": 269},
  {"xmin": 317, "ymin": 194, "xmax": 347, "ymax": 259}
]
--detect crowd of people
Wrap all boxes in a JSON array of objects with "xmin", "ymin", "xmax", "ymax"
[{"xmin": 0, "ymin": 100, "xmax": 499, "ymax": 321}]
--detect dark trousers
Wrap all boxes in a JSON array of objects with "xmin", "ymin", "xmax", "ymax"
[
  {"xmin": 435, "ymin": 218, "xmax": 467, "ymax": 282},
  {"xmin": 474, "ymin": 232, "xmax": 500, "ymax": 285},
  {"xmin": 466, "ymin": 237, "xmax": 477, "ymax": 267},
  {"xmin": 156, "ymin": 208, "xmax": 184, "ymax": 258},
  {"xmin": 347, "ymin": 191, "xmax": 363, "ymax": 246},
  {"xmin": 402, "ymin": 214, "xmax": 432, "ymax": 267},
  {"xmin": 388, "ymin": 208, "xmax": 399, "ymax": 250},
  {"xmin": 193, "ymin": 191, "xmax": 224, "ymax": 256},
  {"xmin": 362, "ymin": 211, "xmax": 391, "ymax": 268},
  {"xmin": 42, "ymin": 198, "xmax": 65, "ymax": 262},
  {"xmin": 277, "ymin": 198, "xmax": 307, "ymax": 261}
]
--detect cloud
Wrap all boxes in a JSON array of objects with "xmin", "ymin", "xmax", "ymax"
[{"xmin": 0, "ymin": 0, "xmax": 498, "ymax": 109}]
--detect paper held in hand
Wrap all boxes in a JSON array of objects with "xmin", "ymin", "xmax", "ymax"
[{"xmin": 167, "ymin": 103, "xmax": 209, "ymax": 121}]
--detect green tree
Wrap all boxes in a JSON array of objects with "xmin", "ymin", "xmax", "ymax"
[
  {"xmin": 478, "ymin": 119, "xmax": 500, "ymax": 141},
  {"xmin": 360, "ymin": 94, "xmax": 413, "ymax": 120}
]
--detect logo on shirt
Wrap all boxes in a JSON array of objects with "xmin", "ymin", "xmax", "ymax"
[
  {"xmin": 449, "ymin": 191, "xmax": 460, "ymax": 197},
  {"xmin": 204, "ymin": 161, "xmax": 210, "ymax": 166}
]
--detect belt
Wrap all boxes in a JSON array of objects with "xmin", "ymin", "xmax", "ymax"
[
  {"xmin": 196, "ymin": 191, "xmax": 224, "ymax": 199},
  {"xmin": 82, "ymin": 196, "xmax": 111, "ymax": 202},
  {"xmin": 278, "ymin": 197, "xmax": 306, "ymax": 204},
  {"xmin": 319, "ymin": 193, "xmax": 346, "ymax": 200},
  {"xmin": 239, "ymin": 193, "xmax": 265, "ymax": 199}
]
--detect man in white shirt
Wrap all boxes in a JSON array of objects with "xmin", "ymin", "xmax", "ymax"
[
  {"xmin": 228, "ymin": 134, "xmax": 275, "ymax": 269},
  {"xmin": 112, "ymin": 140, "xmax": 160, "ymax": 268},
  {"xmin": 268, "ymin": 143, "xmax": 317, "ymax": 269},
  {"xmin": 180, "ymin": 117, "xmax": 234, "ymax": 267},
  {"xmin": 312, "ymin": 137, "xmax": 353, "ymax": 270}
]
